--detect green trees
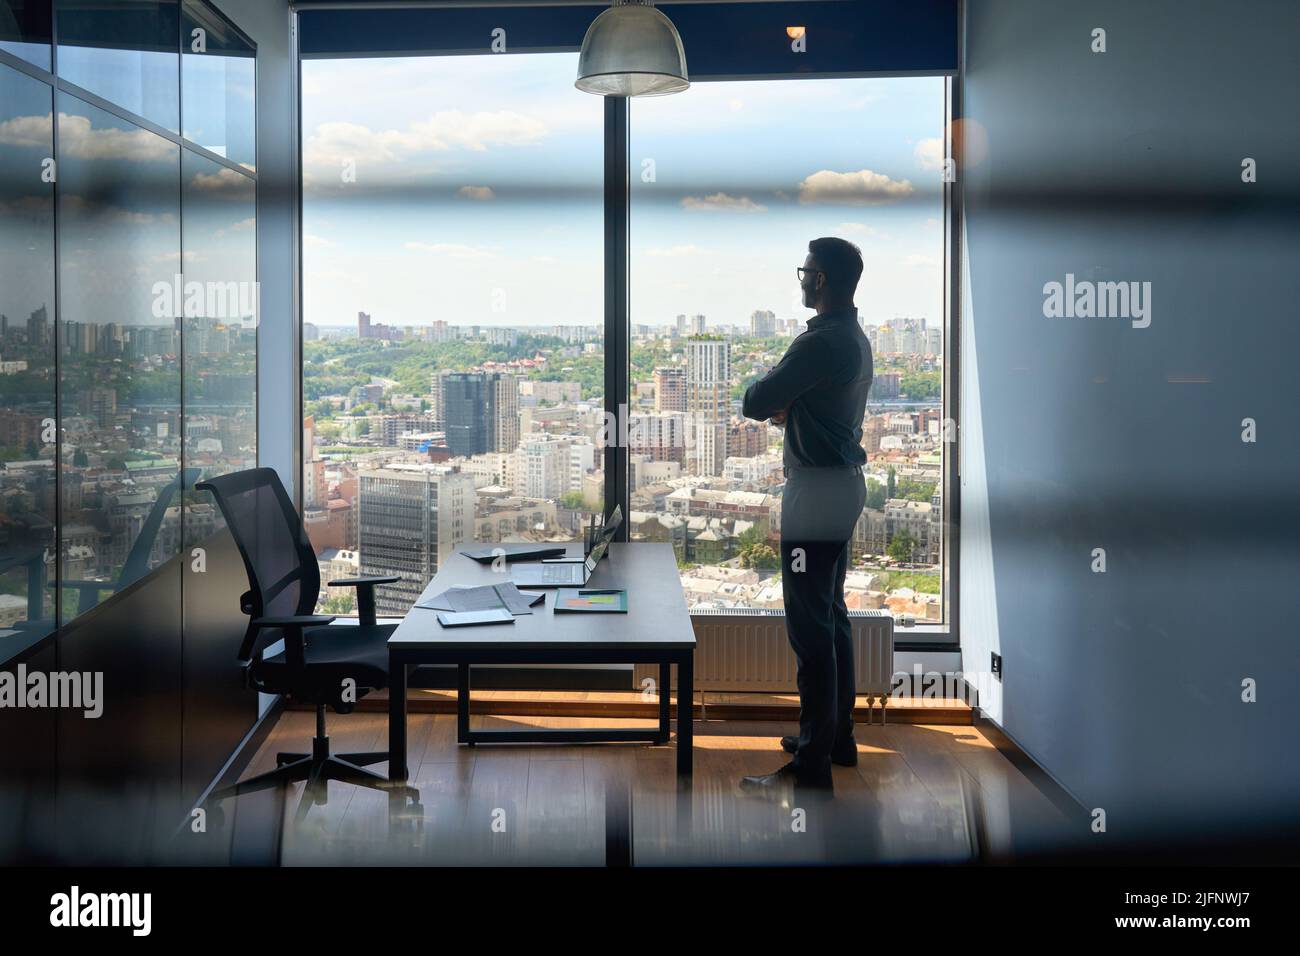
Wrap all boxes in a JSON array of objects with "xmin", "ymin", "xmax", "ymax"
[
  {"xmin": 739, "ymin": 543, "xmax": 779, "ymax": 570},
  {"xmin": 888, "ymin": 529, "xmax": 918, "ymax": 563},
  {"xmin": 896, "ymin": 478, "xmax": 936, "ymax": 502},
  {"xmin": 866, "ymin": 478, "xmax": 886, "ymax": 510},
  {"xmin": 735, "ymin": 526, "xmax": 777, "ymax": 569},
  {"xmin": 321, "ymin": 594, "xmax": 355, "ymax": 615}
]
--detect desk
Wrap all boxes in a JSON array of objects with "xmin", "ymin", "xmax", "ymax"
[{"xmin": 387, "ymin": 542, "xmax": 696, "ymax": 779}]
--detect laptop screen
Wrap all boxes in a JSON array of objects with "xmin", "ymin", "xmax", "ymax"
[
  {"xmin": 600, "ymin": 504, "xmax": 623, "ymax": 542},
  {"xmin": 585, "ymin": 535, "xmax": 609, "ymax": 574}
]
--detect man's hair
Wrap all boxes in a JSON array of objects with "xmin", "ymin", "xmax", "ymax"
[{"xmin": 808, "ymin": 237, "xmax": 863, "ymax": 297}]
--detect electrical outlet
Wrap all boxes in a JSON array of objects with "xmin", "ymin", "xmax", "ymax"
[{"xmin": 990, "ymin": 651, "xmax": 1002, "ymax": 680}]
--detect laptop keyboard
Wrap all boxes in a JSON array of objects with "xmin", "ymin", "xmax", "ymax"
[{"xmin": 542, "ymin": 564, "xmax": 580, "ymax": 584}]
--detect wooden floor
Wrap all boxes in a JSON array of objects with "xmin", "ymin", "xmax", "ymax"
[
  {"xmin": 353, "ymin": 688, "xmax": 975, "ymax": 724},
  {"xmin": 224, "ymin": 706, "xmax": 1082, "ymax": 866}
]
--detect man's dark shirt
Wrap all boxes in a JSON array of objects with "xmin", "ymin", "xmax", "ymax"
[{"xmin": 742, "ymin": 306, "xmax": 873, "ymax": 469}]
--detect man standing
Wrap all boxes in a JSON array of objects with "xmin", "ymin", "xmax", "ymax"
[{"xmin": 739, "ymin": 237, "xmax": 873, "ymax": 794}]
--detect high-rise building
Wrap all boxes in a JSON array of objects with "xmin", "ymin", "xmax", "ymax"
[
  {"xmin": 358, "ymin": 310, "xmax": 398, "ymax": 340},
  {"xmin": 88, "ymin": 388, "xmax": 117, "ymax": 428},
  {"xmin": 629, "ymin": 410, "xmax": 687, "ymax": 464},
  {"xmin": 689, "ymin": 314, "xmax": 707, "ymax": 336},
  {"xmin": 513, "ymin": 436, "xmax": 572, "ymax": 500},
  {"xmin": 28, "ymin": 305, "xmax": 50, "ymax": 349},
  {"xmin": 685, "ymin": 336, "xmax": 730, "ymax": 476},
  {"xmin": 925, "ymin": 327, "xmax": 942, "ymax": 355},
  {"xmin": 877, "ymin": 325, "xmax": 897, "ymax": 355},
  {"xmin": 442, "ymin": 371, "xmax": 519, "ymax": 457},
  {"xmin": 750, "ymin": 309, "xmax": 776, "ymax": 337},
  {"xmin": 727, "ymin": 416, "xmax": 768, "ymax": 458},
  {"xmin": 358, "ymin": 464, "xmax": 476, "ymax": 615},
  {"xmin": 653, "ymin": 366, "xmax": 687, "ymax": 413}
]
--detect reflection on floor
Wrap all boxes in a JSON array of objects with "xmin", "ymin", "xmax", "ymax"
[{"xmin": 224, "ymin": 709, "xmax": 1084, "ymax": 866}]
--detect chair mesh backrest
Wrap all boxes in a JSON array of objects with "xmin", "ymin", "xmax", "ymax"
[{"xmin": 195, "ymin": 468, "xmax": 320, "ymax": 646}]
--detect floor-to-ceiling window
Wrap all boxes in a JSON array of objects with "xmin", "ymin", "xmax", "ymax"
[
  {"xmin": 629, "ymin": 76, "xmax": 948, "ymax": 624},
  {"xmin": 300, "ymin": 51, "xmax": 604, "ymax": 617},
  {"xmin": 0, "ymin": 0, "xmax": 256, "ymax": 644},
  {"xmin": 296, "ymin": 2, "xmax": 958, "ymax": 635}
]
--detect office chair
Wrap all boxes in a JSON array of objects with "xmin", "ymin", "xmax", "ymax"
[{"xmin": 196, "ymin": 467, "xmax": 401, "ymax": 820}]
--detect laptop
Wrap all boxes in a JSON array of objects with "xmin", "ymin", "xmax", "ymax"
[
  {"xmin": 537, "ymin": 505, "xmax": 624, "ymax": 564},
  {"xmin": 511, "ymin": 535, "xmax": 610, "ymax": 588}
]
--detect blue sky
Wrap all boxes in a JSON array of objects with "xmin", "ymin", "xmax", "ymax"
[{"xmin": 301, "ymin": 53, "xmax": 945, "ymax": 330}]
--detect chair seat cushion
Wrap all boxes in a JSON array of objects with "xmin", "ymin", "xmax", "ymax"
[{"xmin": 254, "ymin": 622, "xmax": 396, "ymax": 705}]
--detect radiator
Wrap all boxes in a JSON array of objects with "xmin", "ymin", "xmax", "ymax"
[{"xmin": 634, "ymin": 609, "xmax": 895, "ymax": 721}]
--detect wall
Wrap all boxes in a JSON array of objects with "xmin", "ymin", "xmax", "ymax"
[{"xmin": 959, "ymin": 0, "xmax": 1300, "ymax": 838}]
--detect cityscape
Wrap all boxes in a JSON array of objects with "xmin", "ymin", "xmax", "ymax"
[{"xmin": 301, "ymin": 308, "xmax": 945, "ymax": 622}]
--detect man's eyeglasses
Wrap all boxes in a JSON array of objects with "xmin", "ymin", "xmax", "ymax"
[{"xmin": 796, "ymin": 267, "xmax": 823, "ymax": 282}]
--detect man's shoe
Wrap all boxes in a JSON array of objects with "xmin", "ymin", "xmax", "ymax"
[
  {"xmin": 780, "ymin": 735, "xmax": 859, "ymax": 767},
  {"xmin": 739, "ymin": 762, "xmax": 834, "ymax": 795}
]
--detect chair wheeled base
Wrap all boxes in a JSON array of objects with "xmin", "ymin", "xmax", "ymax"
[{"xmin": 207, "ymin": 704, "xmax": 391, "ymax": 823}]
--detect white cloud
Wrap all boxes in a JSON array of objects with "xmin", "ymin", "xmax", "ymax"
[
  {"xmin": 797, "ymin": 169, "xmax": 913, "ymax": 206},
  {"xmin": 55, "ymin": 113, "xmax": 175, "ymax": 162},
  {"xmin": 304, "ymin": 233, "xmax": 336, "ymax": 248},
  {"xmin": 456, "ymin": 185, "xmax": 495, "ymax": 201},
  {"xmin": 189, "ymin": 166, "xmax": 253, "ymax": 197},
  {"xmin": 903, "ymin": 254, "xmax": 939, "ymax": 267},
  {"xmin": 914, "ymin": 137, "xmax": 946, "ymax": 171},
  {"xmin": 303, "ymin": 110, "xmax": 550, "ymax": 167},
  {"xmin": 680, "ymin": 192, "xmax": 767, "ymax": 213},
  {"xmin": 0, "ymin": 112, "xmax": 52, "ymax": 147}
]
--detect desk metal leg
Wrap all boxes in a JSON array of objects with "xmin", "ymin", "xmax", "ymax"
[
  {"xmin": 457, "ymin": 663, "xmax": 471, "ymax": 744},
  {"xmin": 389, "ymin": 659, "xmax": 409, "ymax": 781},
  {"xmin": 658, "ymin": 661, "xmax": 671, "ymax": 744},
  {"xmin": 676, "ymin": 652, "xmax": 693, "ymax": 777}
]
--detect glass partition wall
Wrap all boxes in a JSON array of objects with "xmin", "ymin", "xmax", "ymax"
[{"xmin": 0, "ymin": 0, "xmax": 256, "ymax": 649}]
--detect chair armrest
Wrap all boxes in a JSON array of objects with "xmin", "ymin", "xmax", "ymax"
[
  {"xmin": 326, "ymin": 577, "xmax": 398, "ymax": 627},
  {"xmin": 251, "ymin": 615, "xmax": 336, "ymax": 629},
  {"xmin": 249, "ymin": 615, "xmax": 335, "ymax": 671}
]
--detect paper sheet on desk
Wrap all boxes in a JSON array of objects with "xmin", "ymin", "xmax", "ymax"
[{"xmin": 416, "ymin": 582, "xmax": 545, "ymax": 615}]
